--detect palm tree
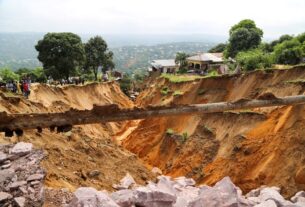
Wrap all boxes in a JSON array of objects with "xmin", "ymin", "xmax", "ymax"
[{"xmin": 175, "ymin": 52, "xmax": 189, "ymax": 71}]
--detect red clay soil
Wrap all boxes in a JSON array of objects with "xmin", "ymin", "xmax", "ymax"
[{"xmin": 123, "ymin": 66, "xmax": 305, "ymax": 197}]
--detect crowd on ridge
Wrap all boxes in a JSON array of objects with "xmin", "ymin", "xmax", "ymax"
[{"xmin": 4, "ymin": 76, "xmax": 31, "ymax": 99}]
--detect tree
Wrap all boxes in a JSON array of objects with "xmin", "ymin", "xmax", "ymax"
[
  {"xmin": 175, "ymin": 52, "xmax": 189, "ymax": 71},
  {"xmin": 236, "ymin": 49, "xmax": 273, "ymax": 71},
  {"xmin": 297, "ymin": 32, "xmax": 305, "ymax": 43},
  {"xmin": 208, "ymin": 43, "xmax": 227, "ymax": 53},
  {"xmin": 35, "ymin": 33, "xmax": 85, "ymax": 80},
  {"xmin": 226, "ymin": 19, "xmax": 263, "ymax": 58},
  {"xmin": 264, "ymin": 34, "xmax": 294, "ymax": 52},
  {"xmin": 32, "ymin": 67, "xmax": 47, "ymax": 82},
  {"xmin": 0, "ymin": 68, "xmax": 19, "ymax": 82},
  {"xmin": 84, "ymin": 36, "xmax": 114, "ymax": 80},
  {"xmin": 274, "ymin": 39, "xmax": 303, "ymax": 65}
]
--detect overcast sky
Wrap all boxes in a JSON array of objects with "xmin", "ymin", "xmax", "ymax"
[{"xmin": 0, "ymin": 0, "xmax": 305, "ymax": 39}]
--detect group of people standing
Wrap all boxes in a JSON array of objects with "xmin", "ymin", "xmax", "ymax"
[{"xmin": 6, "ymin": 78, "xmax": 31, "ymax": 99}]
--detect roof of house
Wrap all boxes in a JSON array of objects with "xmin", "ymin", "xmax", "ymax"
[
  {"xmin": 187, "ymin": 53, "xmax": 223, "ymax": 63},
  {"xmin": 151, "ymin": 59, "xmax": 178, "ymax": 68}
]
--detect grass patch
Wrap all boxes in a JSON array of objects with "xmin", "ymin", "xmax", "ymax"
[
  {"xmin": 166, "ymin": 128, "xmax": 175, "ymax": 135},
  {"xmin": 165, "ymin": 129, "xmax": 189, "ymax": 143},
  {"xmin": 205, "ymin": 70, "xmax": 219, "ymax": 78},
  {"xmin": 173, "ymin": 90, "xmax": 184, "ymax": 96},
  {"xmin": 161, "ymin": 73, "xmax": 203, "ymax": 83}
]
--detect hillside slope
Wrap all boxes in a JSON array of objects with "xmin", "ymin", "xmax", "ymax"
[{"xmin": 0, "ymin": 82, "xmax": 154, "ymax": 191}]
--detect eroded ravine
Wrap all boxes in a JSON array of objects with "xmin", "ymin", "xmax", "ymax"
[
  {"xmin": 122, "ymin": 66, "xmax": 305, "ymax": 197},
  {"xmin": 1, "ymin": 67, "xmax": 305, "ymax": 199}
]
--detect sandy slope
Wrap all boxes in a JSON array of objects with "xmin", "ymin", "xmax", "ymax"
[{"xmin": 0, "ymin": 82, "xmax": 154, "ymax": 192}]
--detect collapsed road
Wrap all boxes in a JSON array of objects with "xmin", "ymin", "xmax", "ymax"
[{"xmin": 1, "ymin": 94, "xmax": 305, "ymax": 136}]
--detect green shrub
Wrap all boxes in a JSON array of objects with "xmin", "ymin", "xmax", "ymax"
[
  {"xmin": 236, "ymin": 49, "xmax": 273, "ymax": 71},
  {"xmin": 182, "ymin": 132, "xmax": 188, "ymax": 143},
  {"xmin": 161, "ymin": 87, "xmax": 170, "ymax": 95}
]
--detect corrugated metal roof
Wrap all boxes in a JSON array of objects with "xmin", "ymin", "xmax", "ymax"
[
  {"xmin": 151, "ymin": 59, "xmax": 177, "ymax": 68},
  {"xmin": 187, "ymin": 53, "xmax": 223, "ymax": 63}
]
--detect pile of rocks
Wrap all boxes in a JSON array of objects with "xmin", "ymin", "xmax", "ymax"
[
  {"xmin": 0, "ymin": 142, "xmax": 45, "ymax": 207},
  {"xmin": 69, "ymin": 175, "xmax": 305, "ymax": 207}
]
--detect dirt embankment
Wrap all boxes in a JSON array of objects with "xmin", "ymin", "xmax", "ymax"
[
  {"xmin": 123, "ymin": 66, "xmax": 305, "ymax": 197},
  {"xmin": 0, "ymin": 82, "xmax": 154, "ymax": 192}
]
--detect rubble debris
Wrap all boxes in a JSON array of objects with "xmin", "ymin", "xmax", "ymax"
[
  {"xmin": 68, "ymin": 175, "xmax": 305, "ymax": 207},
  {"xmin": 0, "ymin": 142, "xmax": 45, "ymax": 207}
]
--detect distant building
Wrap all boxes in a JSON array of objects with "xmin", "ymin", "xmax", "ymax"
[
  {"xmin": 149, "ymin": 59, "xmax": 179, "ymax": 75},
  {"xmin": 186, "ymin": 53, "xmax": 226, "ymax": 74}
]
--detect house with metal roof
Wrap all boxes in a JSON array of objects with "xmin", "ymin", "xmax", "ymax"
[
  {"xmin": 186, "ymin": 53, "xmax": 225, "ymax": 73},
  {"xmin": 149, "ymin": 59, "xmax": 179, "ymax": 74}
]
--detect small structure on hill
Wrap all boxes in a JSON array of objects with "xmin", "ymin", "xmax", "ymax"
[
  {"xmin": 149, "ymin": 59, "xmax": 179, "ymax": 75},
  {"xmin": 186, "ymin": 53, "xmax": 227, "ymax": 74}
]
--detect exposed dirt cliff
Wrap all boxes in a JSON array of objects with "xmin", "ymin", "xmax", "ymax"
[{"xmin": 123, "ymin": 66, "xmax": 305, "ymax": 197}]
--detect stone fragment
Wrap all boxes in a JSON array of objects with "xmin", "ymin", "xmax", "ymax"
[
  {"xmin": 19, "ymin": 187, "xmax": 27, "ymax": 194},
  {"xmin": 174, "ymin": 176, "xmax": 196, "ymax": 187},
  {"xmin": 113, "ymin": 173, "xmax": 136, "ymax": 190},
  {"xmin": 27, "ymin": 174, "xmax": 44, "ymax": 182},
  {"xmin": 1, "ymin": 163, "xmax": 11, "ymax": 169},
  {"xmin": 9, "ymin": 181, "xmax": 27, "ymax": 190},
  {"xmin": 111, "ymin": 189, "xmax": 136, "ymax": 207},
  {"xmin": 87, "ymin": 170, "xmax": 101, "ymax": 178},
  {"xmin": 173, "ymin": 186, "xmax": 199, "ymax": 207},
  {"xmin": 151, "ymin": 167, "xmax": 162, "ymax": 175},
  {"xmin": 68, "ymin": 187, "xmax": 119, "ymax": 207},
  {"xmin": 0, "ymin": 169, "xmax": 15, "ymax": 183},
  {"xmin": 135, "ymin": 186, "xmax": 177, "ymax": 207},
  {"xmin": 10, "ymin": 142, "xmax": 32, "ymax": 155},
  {"xmin": 0, "ymin": 152, "xmax": 8, "ymax": 162},
  {"xmin": 291, "ymin": 191, "xmax": 305, "ymax": 203},
  {"xmin": 0, "ymin": 192, "xmax": 12, "ymax": 202},
  {"xmin": 189, "ymin": 176, "xmax": 252, "ymax": 207},
  {"xmin": 254, "ymin": 200, "xmax": 277, "ymax": 207},
  {"xmin": 30, "ymin": 180, "xmax": 40, "ymax": 186},
  {"xmin": 14, "ymin": 197, "xmax": 26, "ymax": 207},
  {"xmin": 258, "ymin": 187, "xmax": 285, "ymax": 203}
]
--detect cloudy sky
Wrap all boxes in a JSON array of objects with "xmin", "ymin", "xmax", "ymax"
[{"xmin": 0, "ymin": 0, "xmax": 304, "ymax": 38}]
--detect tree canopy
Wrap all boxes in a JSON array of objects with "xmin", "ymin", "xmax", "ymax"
[
  {"xmin": 16, "ymin": 67, "xmax": 47, "ymax": 82},
  {"xmin": 226, "ymin": 19, "xmax": 263, "ymax": 58},
  {"xmin": 35, "ymin": 32, "xmax": 85, "ymax": 80},
  {"xmin": 208, "ymin": 43, "xmax": 226, "ymax": 53},
  {"xmin": 274, "ymin": 38, "xmax": 303, "ymax": 65},
  {"xmin": 84, "ymin": 36, "xmax": 114, "ymax": 80}
]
